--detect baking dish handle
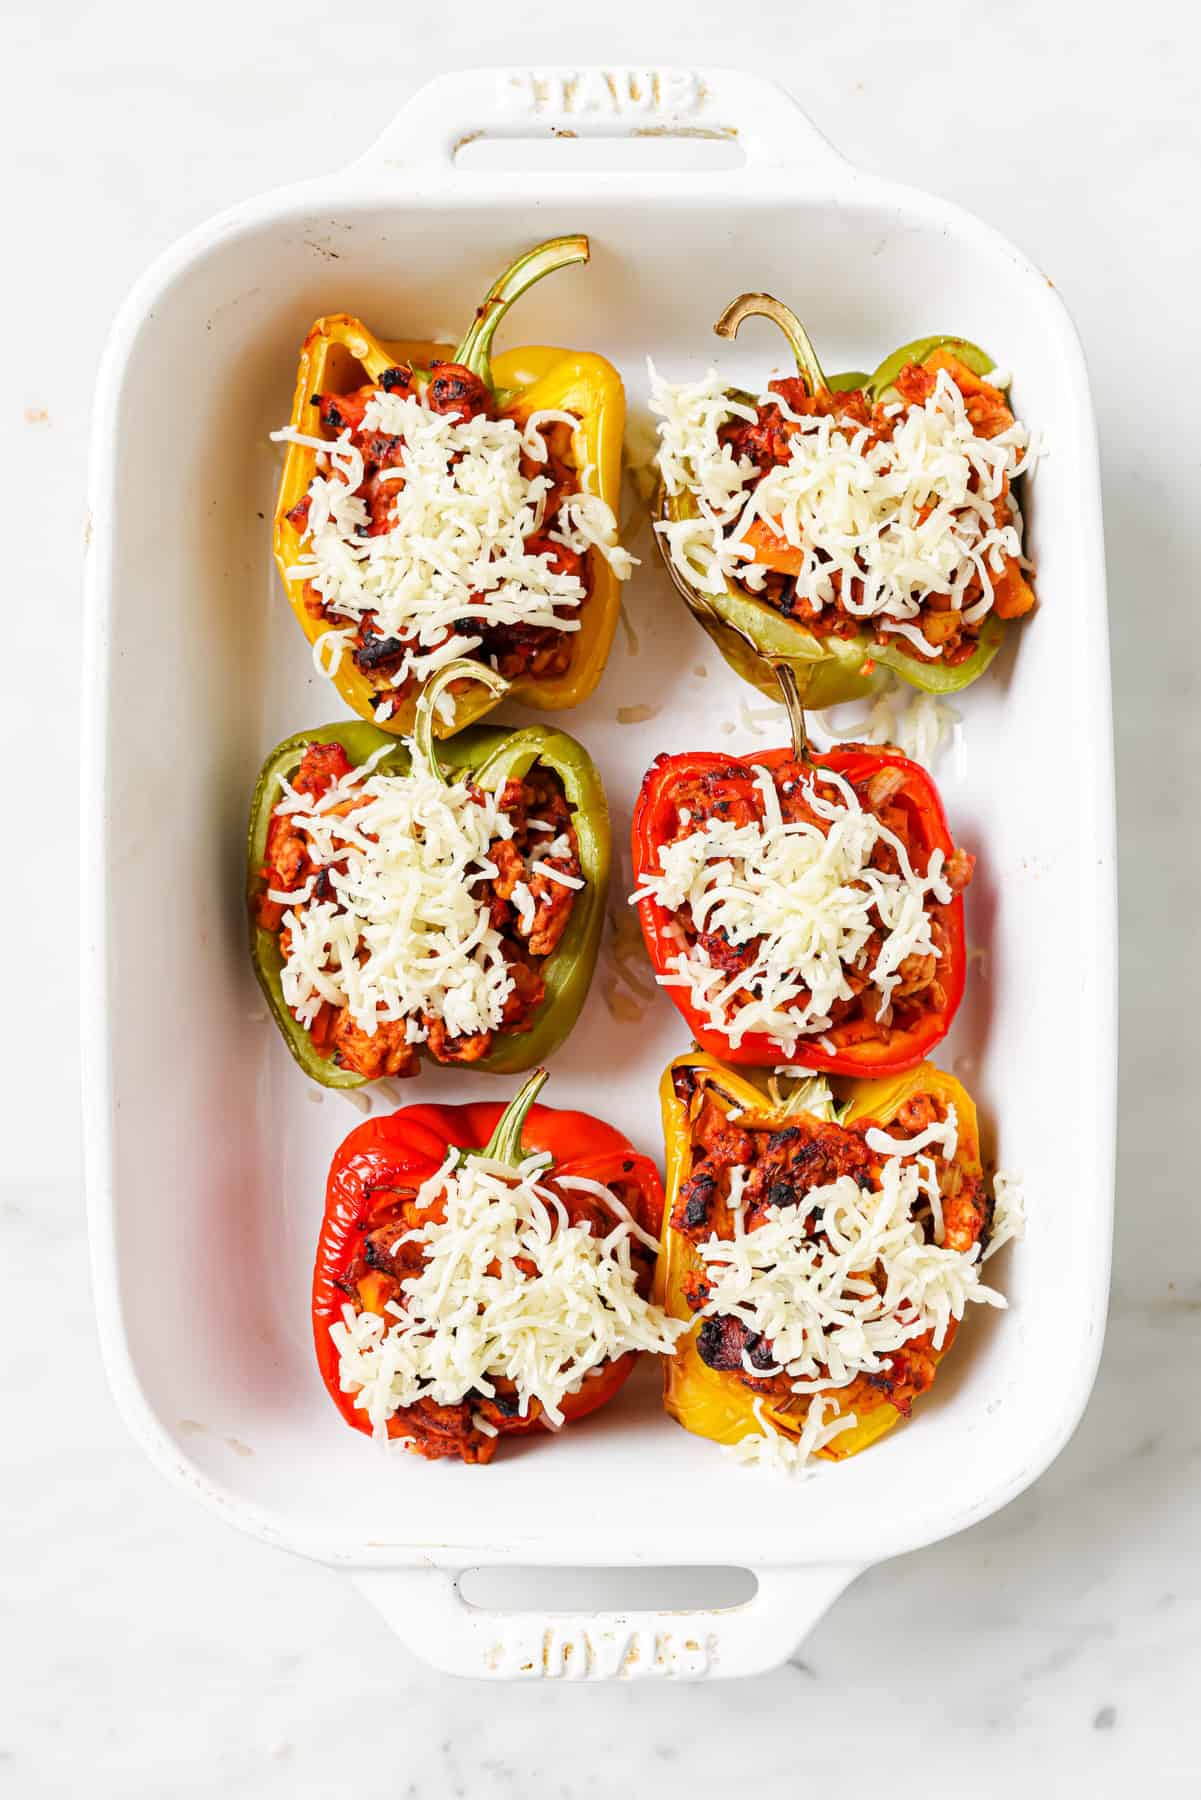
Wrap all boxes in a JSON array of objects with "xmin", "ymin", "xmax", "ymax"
[
  {"xmin": 354, "ymin": 66, "xmax": 846, "ymax": 178},
  {"xmin": 351, "ymin": 1562, "xmax": 862, "ymax": 1681}
]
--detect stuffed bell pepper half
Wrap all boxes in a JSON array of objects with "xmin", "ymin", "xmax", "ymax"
[
  {"xmin": 313, "ymin": 1069, "xmax": 685, "ymax": 1462},
  {"xmin": 273, "ymin": 236, "xmax": 631, "ymax": 737},
  {"xmin": 630, "ymin": 670, "xmax": 973, "ymax": 1075},
  {"xmin": 656, "ymin": 1052, "xmax": 1020, "ymax": 1469},
  {"xmin": 248, "ymin": 663, "xmax": 608, "ymax": 1087},
  {"xmin": 650, "ymin": 291, "xmax": 1038, "ymax": 706}
]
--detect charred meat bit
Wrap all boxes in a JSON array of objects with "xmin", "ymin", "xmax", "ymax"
[
  {"xmin": 696, "ymin": 1317, "xmax": 738, "ymax": 1369},
  {"xmin": 426, "ymin": 361, "xmax": 492, "ymax": 420},
  {"xmin": 316, "ymin": 388, "xmax": 372, "ymax": 435},
  {"xmin": 378, "ymin": 365, "xmax": 414, "ymax": 394},
  {"xmin": 675, "ymin": 1171, "xmax": 718, "ymax": 1235},
  {"xmin": 352, "ymin": 632, "xmax": 408, "ymax": 673}
]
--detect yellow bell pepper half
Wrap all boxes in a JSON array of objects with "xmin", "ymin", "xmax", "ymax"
[
  {"xmin": 273, "ymin": 245, "xmax": 626, "ymax": 739},
  {"xmin": 655, "ymin": 1051, "xmax": 983, "ymax": 1462}
]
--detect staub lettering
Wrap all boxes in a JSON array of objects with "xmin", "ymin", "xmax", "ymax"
[
  {"xmin": 499, "ymin": 69, "xmax": 706, "ymax": 118},
  {"xmin": 483, "ymin": 1623, "xmax": 716, "ymax": 1679}
]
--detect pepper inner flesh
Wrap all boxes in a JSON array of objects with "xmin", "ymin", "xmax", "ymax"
[
  {"xmin": 255, "ymin": 743, "xmax": 582, "ymax": 1078},
  {"xmin": 703, "ymin": 353, "xmax": 1035, "ymax": 668},
  {"xmin": 287, "ymin": 374, "xmax": 589, "ymax": 717},
  {"xmin": 671, "ymin": 1071, "xmax": 991, "ymax": 1424},
  {"xmin": 336, "ymin": 1173, "xmax": 656, "ymax": 1464},
  {"xmin": 651, "ymin": 756, "xmax": 972, "ymax": 1056}
]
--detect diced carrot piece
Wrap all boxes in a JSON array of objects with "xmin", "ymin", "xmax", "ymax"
[
  {"xmin": 921, "ymin": 611, "xmax": 962, "ymax": 644},
  {"xmin": 744, "ymin": 516, "xmax": 805, "ymax": 575},
  {"xmin": 356, "ymin": 1272, "xmax": 393, "ymax": 1316},
  {"xmin": 990, "ymin": 556, "xmax": 1037, "ymax": 619}
]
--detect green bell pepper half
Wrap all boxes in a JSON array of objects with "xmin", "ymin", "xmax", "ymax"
[
  {"xmin": 655, "ymin": 297, "xmax": 1012, "ymax": 704},
  {"xmin": 246, "ymin": 713, "xmax": 610, "ymax": 1090}
]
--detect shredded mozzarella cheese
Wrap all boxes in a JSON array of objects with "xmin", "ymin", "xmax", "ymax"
[
  {"xmin": 272, "ymin": 395, "xmax": 633, "ymax": 692},
  {"xmin": 809, "ymin": 682, "xmax": 962, "ymax": 776},
  {"xmin": 273, "ymin": 748, "xmax": 534, "ymax": 1043},
  {"xmin": 649, "ymin": 360, "xmax": 1032, "ymax": 627},
  {"xmin": 983, "ymin": 1170, "xmax": 1026, "ymax": 1262},
  {"xmin": 330, "ymin": 1150, "xmax": 686, "ymax": 1438},
  {"xmin": 631, "ymin": 764, "xmax": 949, "ymax": 1053},
  {"xmin": 723, "ymin": 1394, "xmax": 860, "ymax": 1472}
]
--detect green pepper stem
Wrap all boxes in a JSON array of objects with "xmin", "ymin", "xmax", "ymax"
[
  {"xmin": 453, "ymin": 237, "xmax": 590, "ymax": 388},
  {"xmin": 413, "ymin": 658, "xmax": 509, "ymax": 779},
  {"xmin": 477, "ymin": 1067, "xmax": 550, "ymax": 1168},
  {"xmin": 772, "ymin": 662, "xmax": 812, "ymax": 764},
  {"xmin": 713, "ymin": 292, "xmax": 829, "ymax": 398}
]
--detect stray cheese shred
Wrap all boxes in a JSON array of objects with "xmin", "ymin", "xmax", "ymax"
[{"xmin": 330, "ymin": 1151, "xmax": 686, "ymax": 1438}]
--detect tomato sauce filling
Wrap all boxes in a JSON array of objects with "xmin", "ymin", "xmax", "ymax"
[
  {"xmin": 671, "ymin": 1070, "xmax": 992, "ymax": 1420},
  {"xmin": 717, "ymin": 353, "xmax": 1036, "ymax": 665},
  {"xmin": 255, "ymin": 741, "xmax": 581, "ymax": 1078},
  {"xmin": 657, "ymin": 756, "xmax": 973, "ymax": 1053},
  {"xmin": 286, "ymin": 363, "xmax": 588, "ymax": 709}
]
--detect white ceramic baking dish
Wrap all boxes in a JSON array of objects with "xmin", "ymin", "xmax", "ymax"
[{"xmin": 82, "ymin": 65, "xmax": 1115, "ymax": 1681}]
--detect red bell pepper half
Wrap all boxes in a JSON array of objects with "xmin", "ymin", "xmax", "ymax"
[
  {"xmin": 312, "ymin": 1069, "xmax": 667, "ymax": 1463},
  {"xmin": 630, "ymin": 730, "xmax": 970, "ymax": 1077}
]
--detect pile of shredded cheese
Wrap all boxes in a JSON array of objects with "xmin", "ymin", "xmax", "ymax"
[
  {"xmin": 268, "ymin": 746, "xmax": 553, "ymax": 1045},
  {"xmin": 272, "ymin": 399, "xmax": 633, "ymax": 692},
  {"xmin": 705, "ymin": 1108, "xmax": 1010, "ymax": 1473},
  {"xmin": 631, "ymin": 764, "xmax": 949, "ymax": 1053},
  {"xmin": 330, "ymin": 1149, "xmax": 686, "ymax": 1438},
  {"xmin": 649, "ymin": 361, "xmax": 1034, "ymax": 643}
]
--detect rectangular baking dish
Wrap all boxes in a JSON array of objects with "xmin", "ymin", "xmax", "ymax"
[{"xmin": 82, "ymin": 65, "xmax": 1115, "ymax": 1681}]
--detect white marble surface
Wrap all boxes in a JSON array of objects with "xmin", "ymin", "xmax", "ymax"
[{"xmin": 5, "ymin": 0, "xmax": 1198, "ymax": 1791}]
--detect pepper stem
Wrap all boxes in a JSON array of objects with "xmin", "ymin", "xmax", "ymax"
[
  {"xmin": 772, "ymin": 662, "xmax": 812, "ymax": 764},
  {"xmin": 453, "ymin": 237, "xmax": 590, "ymax": 387},
  {"xmin": 713, "ymin": 292, "xmax": 829, "ymax": 398},
  {"xmin": 413, "ymin": 658, "xmax": 509, "ymax": 780},
  {"xmin": 476, "ymin": 1068, "xmax": 550, "ymax": 1169}
]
